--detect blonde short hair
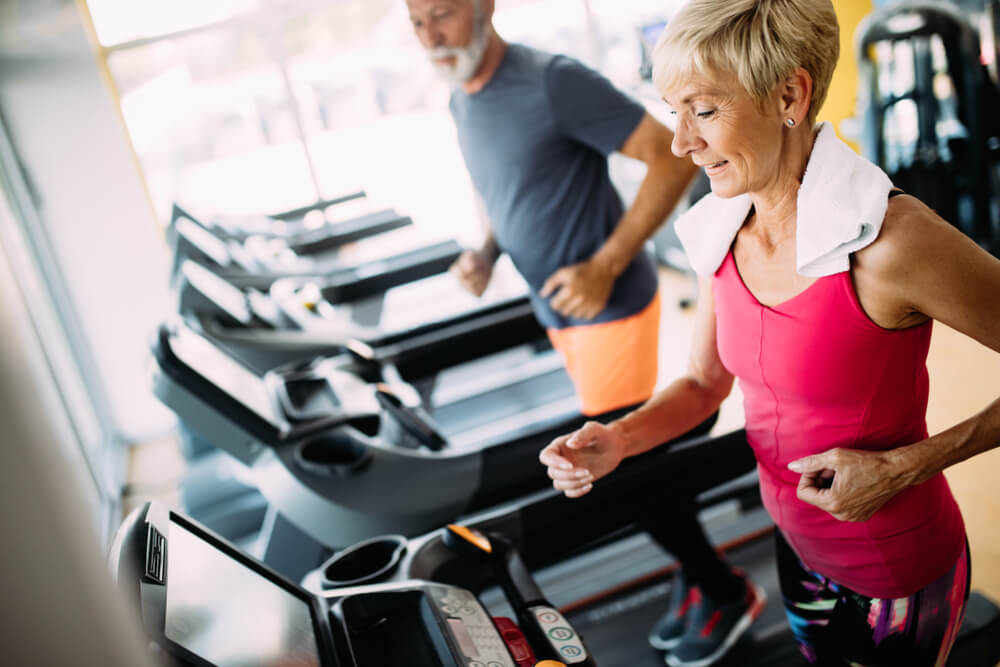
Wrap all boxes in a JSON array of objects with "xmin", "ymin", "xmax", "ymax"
[{"xmin": 652, "ymin": 0, "xmax": 839, "ymax": 123}]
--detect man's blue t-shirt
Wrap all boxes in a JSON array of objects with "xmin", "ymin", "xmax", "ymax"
[{"xmin": 449, "ymin": 44, "xmax": 658, "ymax": 330}]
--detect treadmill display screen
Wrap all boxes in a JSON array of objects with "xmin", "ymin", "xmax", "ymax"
[
  {"xmin": 447, "ymin": 618, "xmax": 479, "ymax": 657},
  {"xmin": 171, "ymin": 326, "xmax": 283, "ymax": 426},
  {"xmin": 164, "ymin": 521, "xmax": 321, "ymax": 667},
  {"xmin": 176, "ymin": 217, "xmax": 231, "ymax": 268},
  {"xmin": 182, "ymin": 262, "xmax": 253, "ymax": 326}
]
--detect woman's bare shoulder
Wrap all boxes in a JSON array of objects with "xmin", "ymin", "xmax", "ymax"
[
  {"xmin": 854, "ymin": 193, "xmax": 959, "ymax": 279},
  {"xmin": 853, "ymin": 192, "xmax": 997, "ymax": 330}
]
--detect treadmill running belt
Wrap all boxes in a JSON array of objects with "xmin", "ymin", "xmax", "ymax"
[
  {"xmin": 566, "ymin": 536, "xmax": 807, "ymax": 666},
  {"xmin": 565, "ymin": 535, "xmax": 1000, "ymax": 667}
]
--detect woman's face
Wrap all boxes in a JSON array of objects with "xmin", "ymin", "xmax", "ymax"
[{"xmin": 663, "ymin": 72, "xmax": 785, "ymax": 199}]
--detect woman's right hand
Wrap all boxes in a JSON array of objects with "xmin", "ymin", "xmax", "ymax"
[
  {"xmin": 449, "ymin": 249, "xmax": 495, "ymax": 297},
  {"xmin": 538, "ymin": 421, "xmax": 628, "ymax": 498}
]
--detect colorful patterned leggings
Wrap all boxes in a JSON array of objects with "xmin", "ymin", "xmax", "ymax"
[{"xmin": 776, "ymin": 531, "xmax": 970, "ymax": 666}]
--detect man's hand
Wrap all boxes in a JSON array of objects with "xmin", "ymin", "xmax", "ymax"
[
  {"xmin": 538, "ymin": 421, "xmax": 627, "ymax": 498},
  {"xmin": 787, "ymin": 448, "xmax": 912, "ymax": 522},
  {"xmin": 449, "ymin": 249, "xmax": 495, "ymax": 297},
  {"xmin": 539, "ymin": 257, "xmax": 616, "ymax": 320}
]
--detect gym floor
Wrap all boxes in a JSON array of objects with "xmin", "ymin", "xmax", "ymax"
[{"xmin": 126, "ymin": 266, "xmax": 1000, "ymax": 633}]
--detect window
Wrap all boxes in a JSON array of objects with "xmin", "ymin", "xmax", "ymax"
[{"xmin": 88, "ymin": 0, "xmax": 685, "ymax": 244}]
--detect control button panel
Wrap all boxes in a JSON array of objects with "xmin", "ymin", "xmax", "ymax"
[
  {"xmin": 429, "ymin": 584, "xmax": 515, "ymax": 667},
  {"xmin": 530, "ymin": 605, "xmax": 587, "ymax": 664}
]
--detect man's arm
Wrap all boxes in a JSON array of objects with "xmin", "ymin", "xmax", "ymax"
[
  {"xmin": 451, "ymin": 192, "xmax": 501, "ymax": 297},
  {"xmin": 542, "ymin": 113, "xmax": 698, "ymax": 319},
  {"xmin": 597, "ymin": 113, "xmax": 699, "ymax": 278}
]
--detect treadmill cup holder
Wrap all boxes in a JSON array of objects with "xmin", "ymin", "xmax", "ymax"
[
  {"xmin": 319, "ymin": 534, "xmax": 408, "ymax": 589},
  {"xmin": 293, "ymin": 431, "xmax": 372, "ymax": 478}
]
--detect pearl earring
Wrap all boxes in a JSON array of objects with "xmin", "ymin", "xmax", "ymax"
[{"xmin": 785, "ymin": 118, "xmax": 796, "ymax": 128}]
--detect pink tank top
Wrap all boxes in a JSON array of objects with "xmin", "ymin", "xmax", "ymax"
[{"xmin": 714, "ymin": 251, "xmax": 965, "ymax": 599}]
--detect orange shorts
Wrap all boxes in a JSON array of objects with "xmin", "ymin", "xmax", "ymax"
[{"xmin": 546, "ymin": 291, "xmax": 660, "ymax": 416}]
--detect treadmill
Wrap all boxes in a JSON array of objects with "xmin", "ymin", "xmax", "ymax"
[
  {"xmin": 108, "ymin": 426, "xmax": 762, "ymax": 667},
  {"xmin": 110, "ymin": 499, "xmax": 597, "ymax": 667},
  {"xmin": 176, "ymin": 254, "xmax": 531, "ymax": 372},
  {"xmin": 170, "ymin": 254, "xmax": 533, "ymax": 551},
  {"xmin": 110, "ymin": 422, "xmax": 1000, "ymax": 667},
  {"xmin": 168, "ymin": 203, "xmax": 461, "ymax": 291},
  {"xmin": 169, "ymin": 191, "xmax": 385, "ymax": 244},
  {"xmin": 150, "ymin": 314, "xmax": 584, "ymax": 552}
]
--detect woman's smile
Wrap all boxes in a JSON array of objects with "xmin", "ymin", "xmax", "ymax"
[{"xmin": 703, "ymin": 160, "xmax": 729, "ymax": 175}]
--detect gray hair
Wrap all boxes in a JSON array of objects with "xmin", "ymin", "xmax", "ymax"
[{"xmin": 652, "ymin": 0, "xmax": 840, "ymax": 123}]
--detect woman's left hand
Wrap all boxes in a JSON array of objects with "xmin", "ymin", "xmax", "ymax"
[{"xmin": 787, "ymin": 448, "xmax": 913, "ymax": 522}]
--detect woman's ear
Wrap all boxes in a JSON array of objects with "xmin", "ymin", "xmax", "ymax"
[{"xmin": 780, "ymin": 66, "xmax": 813, "ymax": 126}]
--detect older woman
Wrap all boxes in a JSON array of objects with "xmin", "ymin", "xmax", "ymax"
[{"xmin": 539, "ymin": 1, "xmax": 1000, "ymax": 665}]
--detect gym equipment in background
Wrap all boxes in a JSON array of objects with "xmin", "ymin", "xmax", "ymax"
[{"xmin": 855, "ymin": 2, "xmax": 1000, "ymax": 253}]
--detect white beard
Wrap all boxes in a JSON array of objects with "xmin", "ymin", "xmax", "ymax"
[{"xmin": 427, "ymin": 24, "xmax": 489, "ymax": 87}]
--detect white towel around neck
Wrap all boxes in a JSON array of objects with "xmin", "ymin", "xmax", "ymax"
[{"xmin": 674, "ymin": 121, "xmax": 894, "ymax": 278}]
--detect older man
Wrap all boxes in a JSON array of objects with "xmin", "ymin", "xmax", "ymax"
[
  {"xmin": 405, "ymin": 1, "xmax": 765, "ymax": 665},
  {"xmin": 409, "ymin": 0, "xmax": 693, "ymax": 414}
]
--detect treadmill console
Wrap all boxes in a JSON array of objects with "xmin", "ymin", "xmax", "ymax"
[
  {"xmin": 175, "ymin": 216, "xmax": 233, "ymax": 270},
  {"xmin": 270, "ymin": 357, "xmax": 383, "ymax": 422},
  {"xmin": 179, "ymin": 261, "xmax": 255, "ymax": 327},
  {"xmin": 109, "ymin": 503, "xmax": 332, "ymax": 666},
  {"xmin": 178, "ymin": 260, "xmax": 287, "ymax": 330},
  {"xmin": 165, "ymin": 322, "xmax": 288, "ymax": 429},
  {"xmin": 333, "ymin": 584, "xmax": 516, "ymax": 667},
  {"xmin": 108, "ymin": 503, "xmax": 523, "ymax": 667}
]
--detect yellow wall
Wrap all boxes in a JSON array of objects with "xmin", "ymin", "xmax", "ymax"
[{"xmin": 820, "ymin": 0, "xmax": 875, "ymax": 152}]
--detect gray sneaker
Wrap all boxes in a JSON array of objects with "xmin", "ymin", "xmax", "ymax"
[
  {"xmin": 648, "ymin": 571, "xmax": 699, "ymax": 650},
  {"xmin": 665, "ymin": 577, "xmax": 766, "ymax": 667}
]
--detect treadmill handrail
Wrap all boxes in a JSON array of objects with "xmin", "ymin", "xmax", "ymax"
[
  {"xmin": 152, "ymin": 323, "xmax": 290, "ymax": 444},
  {"xmin": 199, "ymin": 319, "xmax": 358, "ymax": 348},
  {"xmin": 456, "ymin": 428, "xmax": 755, "ymax": 569},
  {"xmin": 369, "ymin": 299, "xmax": 539, "ymax": 363},
  {"xmin": 318, "ymin": 239, "xmax": 463, "ymax": 303},
  {"xmin": 268, "ymin": 191, "xmax": 366, "ymax": 222},
  {"xmin": 155, "ymin": 322, "xmax": 388, "ymax": 447},
  {"xmin": 288, "ymin": 210, "xmax": 413, "ymax": 255}
]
